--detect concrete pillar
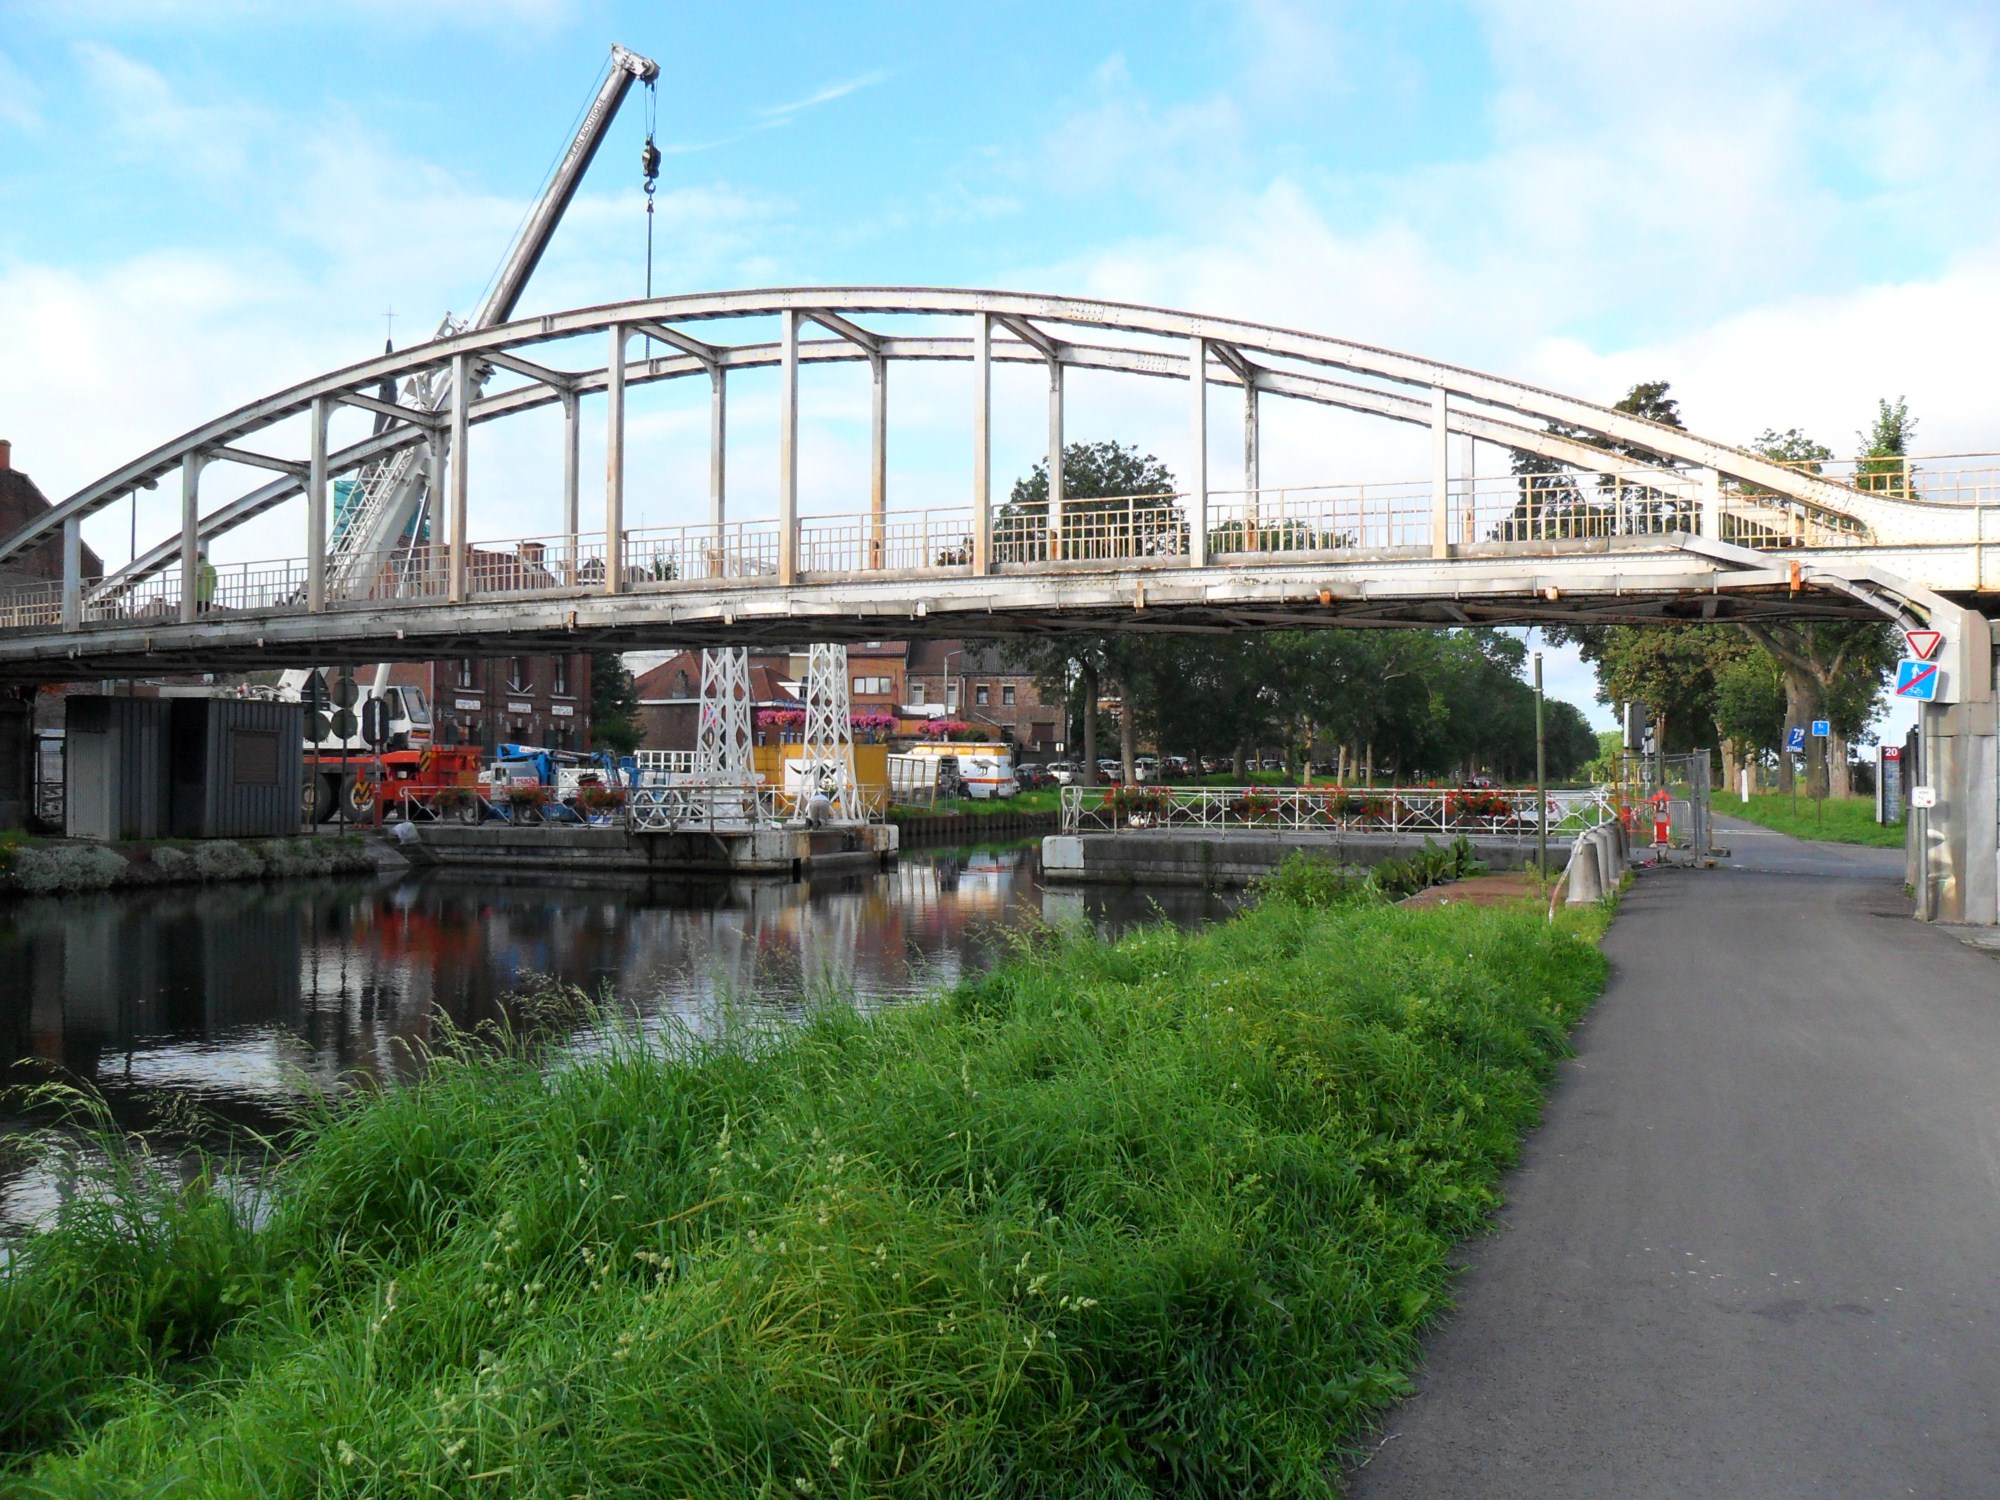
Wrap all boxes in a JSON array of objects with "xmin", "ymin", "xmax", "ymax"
[
  {"xmin": 1592, "ymin": 825, "xmax": 1619, "ymax": 892},
  {"xmin": 1917, "ymin": 610, "xmax": 1998, "ymax": 924},
  {"xmin": 61, "ymin": 516, "xmax": 81, "ymax": 631},
  {"xmin": 307, "ymin": 395, "xmax": 329, "ymax": 611},
  {"xmin": 561, "ymin": 387, "xmax": 580, "ymax": 584},
  {"xmin": 778, "ymin": 309, "xmax": 799, "ymax": 586},
  {"xmin": 447, "ymin": 351, "xmax": 469, "ymax": 603},
  {"xmin": 869, "ymin": 353, "xmax": 887, "ymax": 568},
  {"xmin": 1565, "ymin": 833, "xmax": 1602, "ymax": 905},
  {"xmin": 1430, "ymin": 387, "xmax": 1450, "ymax": 559},
  {"xmin": 426, "ymin": 425, "xmax": 448, "ymax": 596},
  {"xmin": 1189, "ymin": 335, "xmax": 1209, "ymax": 567},
  {"xmin": 709, "ymin": 365, "xmax": 726, "ymax": 529},
  {"xmin": 1047, "ymin": 357, "xmax": 1064, "ymax": 560},
  {"xmin": 972, "ymin": 311, "xmax": 992, "ymax": 576},
  {"xmin": 179, "ymin": 451, "xmax": 204, "ymax": 624},
  {"xmin": 604, "ymin": 323, "xmax": 628, "ymax": 594},
  {"xmin": 1244, "ymin": 377, "xmax": 1260, "ymax": 547}
]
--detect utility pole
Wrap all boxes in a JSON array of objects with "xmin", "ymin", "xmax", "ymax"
[{"xmin": 1534, "ymin": 650, "xmax": 1548, "ymax": 874}]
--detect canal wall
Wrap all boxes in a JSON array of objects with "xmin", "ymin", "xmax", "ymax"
[
  {"xmin": 0, "ymin": 834, "xmax": 374, "ymax": 896},
  {"xmin": 892, "ymin": 809, "xmax": 1060, "ymax": 845},
  {"xmin": 407, "ymin": 820, "xmax": 899, "ymax": 877},
  {"xmin": 1041, "ymin": 829, "xmax": 1560, "ymax": 887}
]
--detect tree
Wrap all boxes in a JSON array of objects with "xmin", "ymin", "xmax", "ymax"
[
  {"xmin": 590, "ymin": 651, "xmax": 642, "ymax": 755},
  {"xmin": 997, "ymin": 442, "xmax": 1177, "ymax": 783},
  {"xmin": 1855, "ymin": 397, "xmax": 1917, "ymax": 495}
]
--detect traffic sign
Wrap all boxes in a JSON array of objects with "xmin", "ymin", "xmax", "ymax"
[
  {"xmin": 1911, "ymin": 785, "xmax": 1937, "ymax": 809},
  {"xmin": 1905, "ymin": 629, "xmax": 1944, "ymax": 661},
  {"xmin": 1811, "ymin": 718, "xmax": 1830, "ymax": 738},
  {"xmin": 332, "ymin": 672, "xmax": 359, "ymax": 709},
  {"xmin": 1786, "ymin": 725, "xmax": 1807, "ymax": 753},
  {"xmin": 330, "ymin": 706, "xmax": 358, "ymax": 739},
  {"xmin": 1895, "ymin": 659, "xmax": 1939, "ymax": 701},
  {"xmin": 360, "ymin": 696, "xmax": 391, "ymax": 749}
]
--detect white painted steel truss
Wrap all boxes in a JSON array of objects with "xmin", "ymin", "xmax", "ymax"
[
  {"xmin": 5, "ymin": 288, "xmax": 1995, "ymax": 693},
  {"xmin": 1061, "ymin": 783, "xmax": 1621, "ymax": 837}
]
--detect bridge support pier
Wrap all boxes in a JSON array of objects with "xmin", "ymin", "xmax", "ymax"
[{"xmin": 1917, "ymin": 610, "xmax": 1998, "ymax": 925}]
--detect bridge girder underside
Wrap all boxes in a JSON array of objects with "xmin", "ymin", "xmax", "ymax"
[{"xmin": 0, "ymin": 567, "xmax": 1896, "ymax": 685}]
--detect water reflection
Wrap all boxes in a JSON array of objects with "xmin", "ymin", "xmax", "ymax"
[{"xmin": 0, "ymin": 844, "xmax": 1233, "ymax": 1231}]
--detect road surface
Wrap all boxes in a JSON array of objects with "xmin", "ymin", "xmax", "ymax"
[{"xmin": 1347, "ymin": 817, "xmax": 2000, "ymax": 1498}]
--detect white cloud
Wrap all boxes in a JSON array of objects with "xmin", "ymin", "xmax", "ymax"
[{"xmin": 756, "ymin": 70, "xmax": 891, "ymax": 126}]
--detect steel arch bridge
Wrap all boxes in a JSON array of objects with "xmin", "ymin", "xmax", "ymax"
[{"xmin": 2, "ymin": 287, "xmax": 1996, "ymax": 691}]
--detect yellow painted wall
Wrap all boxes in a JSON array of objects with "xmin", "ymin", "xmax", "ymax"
[{"xmin": 752, "ymin": 743, "xmax": 891, "ymax": 800}]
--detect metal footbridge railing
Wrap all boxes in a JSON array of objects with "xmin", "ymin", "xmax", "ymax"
[{"xmin": 1059, "ymin": 783, "xmax": 1621, "ymax": 838}]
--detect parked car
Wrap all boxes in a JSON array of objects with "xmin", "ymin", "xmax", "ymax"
[
  {"xmin": 1045, "ymin": 760, "xmax": 1076, "ymax": 785},
  {"xmin": 1015, "ymin": 763, "xmax": 1051, "ymax": 790}
]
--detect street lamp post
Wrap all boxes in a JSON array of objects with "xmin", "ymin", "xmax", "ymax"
[{"xmin": 1534, "ymin": 650, "xmax": 1548, "ymax": 875}]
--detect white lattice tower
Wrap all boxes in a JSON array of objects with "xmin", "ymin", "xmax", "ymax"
[
  {"xmin": 694, "ymin": 647, "xmax": 755, "ymax": 784},
  {"xmin": 799, "ymin": 643, "xmax": 858, "ymax": 816}
]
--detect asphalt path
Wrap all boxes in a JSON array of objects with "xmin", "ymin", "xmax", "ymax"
[{"xmin": 1347, "ymin": 818, "xmax": 2000, "ymax": 1498}]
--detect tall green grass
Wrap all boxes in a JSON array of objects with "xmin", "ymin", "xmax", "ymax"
[
  {"xmin": 3, "ymin": 878, "xmax": 1607, "ymax": 1497},
  {"xmin": 1727, "ymin": 792, "xmax": 1904, "ymax": 847}
]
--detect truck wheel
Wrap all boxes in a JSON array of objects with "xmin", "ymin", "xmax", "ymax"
[
  {"xmin": 455, "ymin": 798, "xmax": 482, "ymax": 826},
  {"xmin": 342, "ymin": 775, "xmax": 376, "ymax": 822},
  {"xmin": 304, "ymin": 772, "xmax": 342, "ymax": 824}
]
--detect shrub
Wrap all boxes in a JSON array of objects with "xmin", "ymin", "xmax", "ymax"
[
  {"xmin": 189, "ymin": 841, "xmax": 261, "ymax": 882},
  {"xmin": 1368, "ymin": 835, "xmax": 1486, "ymax": 899},
  {"xmin": 1254, "ymin": 850, "xmax": 1366, "ymax": 908},
  {"xmin": 14, "ymin": 843, "xmax": 129, "ymax": 894}
]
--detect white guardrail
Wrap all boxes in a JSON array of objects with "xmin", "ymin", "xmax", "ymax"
[{"xmin": 1059, "ymin": 783, "xmax": 1620, "ymax": 837}]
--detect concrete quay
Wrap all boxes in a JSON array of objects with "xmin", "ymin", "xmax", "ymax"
[
  {"xmin": 1040, "ymin": 829, "xmax": 1555, "ymax": 887},
  {"xmin": 408, "ymin": 820, "xmax": 898, "ymax": 878}
]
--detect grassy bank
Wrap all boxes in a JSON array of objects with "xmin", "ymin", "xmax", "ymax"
[
  {"xmin": 895, "ymin": 788, "xmax": 1063, "ymax": 818},
  {"xmin": 1726, "ymin": 793, "xmax": 1904, "ymax": 847},
  {"xmin": 3, "ymin": 874, "xmax": 1609, "ymax": 1497}
]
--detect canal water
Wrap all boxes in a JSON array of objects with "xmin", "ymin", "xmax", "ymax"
[{"xmin": 0, "ymin": 843, "xmax": 1234, "ymax": 1233}]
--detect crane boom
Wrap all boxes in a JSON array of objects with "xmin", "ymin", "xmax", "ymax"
[{"xmin": 478, "ymin": 43, "xmax": 660, "ymax": 331}]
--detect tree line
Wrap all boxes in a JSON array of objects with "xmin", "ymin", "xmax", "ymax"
[
  {"xmin": 996, "ymin": 391, "xmax": 1914, "ymax": 793},
  {"xmin": 993, "ymin": 442, "xmax": 1600, "ymax": 785}
]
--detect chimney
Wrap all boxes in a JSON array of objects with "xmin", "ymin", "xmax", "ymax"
[{"xmin": 0, "ymin": 439, "xmax": 11, "ymax": 472}]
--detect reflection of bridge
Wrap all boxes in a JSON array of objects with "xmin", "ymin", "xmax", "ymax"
[{"xmin": 8, "ymin": 289, "xmax": 2000, "ymax": 921}]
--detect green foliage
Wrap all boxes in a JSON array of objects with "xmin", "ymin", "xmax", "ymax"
[
  {"xmin": 1728, "ymin": 793, "xmax": 1904, "ymax": 847},
  {"xmin": 3, "ymin": 898, "xmax": 1607, "ymax": 1496},
  {"xmin": 1366, "ymin": 837, "xmax": 1487, "ymax": 900},
  {"xmin": 1855, "ymin": 396, "xmax": 1916, "ymax": 493},
  {"xmin": 1251, "ymin": 851, "xmax": 1368, "ymax": 909},
  {"xmin": 589, "ymin": 651, "xmax": 641, "ymax": 756}
]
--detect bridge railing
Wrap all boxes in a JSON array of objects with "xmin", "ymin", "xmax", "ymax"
[
  {"xmin": 329, "ymin": 546, "xmax": 450, "ymax": 607},
  {"xmin": 1209, "ymin": 482, "xmax": 1431, "ymax": 553},
  {"xmin": 627, "ymin": 782, "xmax": 780, "ymax": 832},
  {"xmin": 623, "ymin": 520, "xmax": 780, "ymax": 584},
  {"xmin": 0, "ymin": 581, "xmax": 63, "ymax": 631},
  {"xmin": 84, "ymin": 571, "xmax": 178, "ymax": 624},
  {"xmin": 1059, "ymin": 782, "xmax": 1619, "ymax": 837},
  {"xmin": 798, "ymin": 508, "xmax": 974, "ymax": 573},
  {"xmin": 993, "ymin": 494, "xmax": 1191, "ymax": 564}
]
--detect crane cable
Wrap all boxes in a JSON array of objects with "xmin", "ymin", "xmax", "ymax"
[{"xmin": 641, "ymin": 79, "xmax": 661, "ymax": 355}]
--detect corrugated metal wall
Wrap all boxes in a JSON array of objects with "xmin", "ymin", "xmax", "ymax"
[
  {"xmin": 65, "ymin": 696, "xmax": 171, "ymax": 840},
  {"xmin": 65, "ymin": 696, "xmax": 304, "ymax": 841}
]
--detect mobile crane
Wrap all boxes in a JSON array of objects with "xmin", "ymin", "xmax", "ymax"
[{"xmin": 282, "ymin": 43, "xmax": 661, "ymax": 821}]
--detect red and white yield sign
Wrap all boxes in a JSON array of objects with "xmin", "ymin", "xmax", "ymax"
[{"xmin": 1905, "ymin": 628, "xmax": 1945, "ymax": 661}]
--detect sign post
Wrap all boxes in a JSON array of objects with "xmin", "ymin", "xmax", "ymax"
[{"xmin": 1533, "ymin": 652, "xmax": 1547, "ymax": 876}]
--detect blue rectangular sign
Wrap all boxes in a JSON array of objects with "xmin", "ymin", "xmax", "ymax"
[
  {"xmin": 1811, "ymin": 718, "xmax": 1830, "ymax": 738},
  {"xmin": 1895, "ymin": 659, "xmax": 1940, "ymax": 701},
  {"xmin": 1786, "ymin": 725, "xmax": 1807, "ymax": 753}
]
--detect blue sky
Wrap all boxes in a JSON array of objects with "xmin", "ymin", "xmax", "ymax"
[{"xmin": 5, "ymin": 0, "xmax": 2000, "ymax": 728}]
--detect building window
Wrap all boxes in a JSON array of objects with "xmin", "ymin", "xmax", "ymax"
[
  {"xmin": 1002, "ymin": 684, "xmax": 1016, "ymax": 706},
  {"xmin": 457, "ymin": 659, "xmax": 475, "ymax": 688},
  {"xmin": 974, "ymin": 684, "xmax": 990, "ymax": 706},
  {"xmin": 673, "ymin": 669, "xmax": 690, "ymax": 695},
  {"xmin": 509, "ymin": 657, "xmax": 530, "ymax": 691},
  {"xmin": 852, "ymin": 675, "xmax": 892, "ymax": 695},
  {"xmin": 552, "ymin": 657, "xmax": 569, "ymax": 696},
  {"xmin": 909, "ymin": 681, "xmax": 925, "ymax": 705}
]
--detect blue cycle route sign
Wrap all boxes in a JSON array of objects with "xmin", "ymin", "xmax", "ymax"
[
  {"xmin": 1895, "ymin": 659, "xmax": 1940, "ymax": 701},
  {"xmin": 1811, "ymin": 718, "xmax": 1830, "ymax": 738},
  {"xmin": 1786, "ymin": 725, "xmax": 1807, "ymax": 753}
]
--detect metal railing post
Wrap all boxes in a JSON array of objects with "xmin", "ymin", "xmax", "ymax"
[
  {"xmin": 307, "ymin": 395, "xmax": 328, "ymax": 611},
  {"xmin": 179, "ymin": 451, "xmax": 205, "ymax": 624},
  {"xmin": 972, "ymin": 311, "xmax": 992, "ymax": 575},
  {"xmin": 561, "ymin": 387, "xmax": 580, "ymax": 585},
  {"xmin": 779, "ymin": 309, "xmax": 799, "ymax": 586},
  {"xmin": 604, "ymin": 323, "xmax": 627, "ymax": 594},
  {"xmin": 1189, "ymin": 335, "xmax": 1209, "ymax": 566},
  {"xmin": 1047, "ymin": 356, "xmax": 1064, "ymax": 562},
  {"xmin": 710, "ymin": 365, "xmax": 727, "ymax": 530},
  {"xmin": 448, "ymin": 351, "xmax": 469, "ymax": 603},
  {"xmin": 869, "ymin": 352, "xmax": 887, "ymax": 568},
  {"xmin": 60, "ymin": 517, "xmax": 80, "ymax": 632},
  {"xmin": 1244, "ymin": 377, "xmax": 1260, "ymax": 550},
  {"xmin": 1430, "ymin": 388, "xmax": 1450, "ymax": 558}
]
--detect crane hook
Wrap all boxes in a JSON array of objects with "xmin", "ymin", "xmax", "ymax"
[{"xmin": 641, "ymin": 137, "xmax": 661, "ymax": 194}]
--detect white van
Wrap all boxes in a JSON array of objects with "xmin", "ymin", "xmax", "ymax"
[{"xmin": 906, "ymin": 741, "xmax": 1018, "ymax": 799}]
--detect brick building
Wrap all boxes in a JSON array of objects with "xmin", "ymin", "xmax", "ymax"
[
  {"xmin": 904, "ymin": 640, "xmax": 1060, "ymax": 751},
  {"xmin": 0, "ymin": 441, "xmax": 103, "ymax": 591},
  {"xmin": 400, "ymin": 651, "xmax": 592, "ymax": 752},
  {"xmin": 633, "ymin": 650, "xmax": 798, "ymax": 751}
]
